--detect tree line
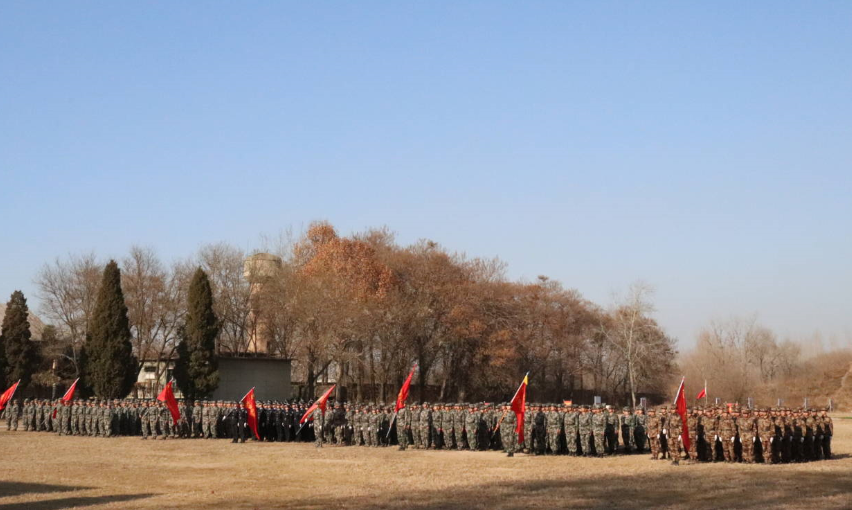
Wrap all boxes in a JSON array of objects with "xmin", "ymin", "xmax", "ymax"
[{"xmin": 20, "ymin": 222, "xmax": 677, "ymax": 404}]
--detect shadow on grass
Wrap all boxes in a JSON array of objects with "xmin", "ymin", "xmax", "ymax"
[
  {"xmin": 0, "ymin": 493, "xmax": 154, "ymax": 510},
  {"xmin": 0, "ymin": 482, "xmax": 90, "ymax": 498},
  {"xmin": 282, "ymin": 468, "xmax": 852, "ymax": 510}
]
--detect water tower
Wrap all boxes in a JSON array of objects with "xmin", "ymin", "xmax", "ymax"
[{"xmin": 243, "ymin": 252, "xmax": 283, "ymax": 354}]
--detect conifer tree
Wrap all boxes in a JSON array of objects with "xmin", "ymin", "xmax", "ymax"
[
  {"xmin": 175, "ymin": 268, "xmax": 219, "ymax": 399},
  {"xmin": 1, "ymin": 291, "xmax": 38, "ymax": 389},
  {"xmin": 83, "ymin": 260, "xmax": 137, "ymax": 398}
]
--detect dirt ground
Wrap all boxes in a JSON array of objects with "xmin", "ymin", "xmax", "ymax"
[{"xmin": 1, "ymin": 416, "xmax": 850, "ymax": 510}]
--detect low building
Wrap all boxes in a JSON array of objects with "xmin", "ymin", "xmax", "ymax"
[{"xmin": 210, "ymin": 357, "xmax": 292, "ymax": 402}]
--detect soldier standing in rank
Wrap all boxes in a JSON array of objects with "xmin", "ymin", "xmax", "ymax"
[
  {"xmin": 499, "ymin": 403, "xmax": 517, "ymax": 457},
  {"xmin": 564, "ymin": 404, "xmax": 579, "ymax": 456},
  {"xmin": 466, "ymin": 404, "xmax": 481, "ymax": 451},
  {"xmin": 192, "ymin": 400, "xmax": 203, "ymax": 438},
  {"xmin": 5, "ymin": 399, "xmax": 20, "ymax": 431},
  {"xmin": 686, "ymin": 408, "xmax": 699, "ymax": 461},
  {"xmin": 545, "ymin": 404, "xmax": 562, "ymax": 455},
  {"xmin": 619, "ymin": 407, "xmax": 634, "ymax": 453},
  {"xmin": 577, "ymin": 406, "xmax": 592, "ymax": 456},
  {"xmin": 820, "ymin": 408, "xmax": 833, "ymax": 459},
  {"xmin": 605, "ymin": 405, "xmax": 619, "ymax": 454},
  {"xmin": 396, "ymin": 404, "xmax": 410, "ymax": 450},
  {"xmin": 757, "ymin": 408, "xmax": 774, "ymax": 463},
  {"xmin": 418, "ymin": 403, "xmax": 432, "ymax": 449},
  {"xmin": 591, "ymin": 405, "xmax": 607, "ymax": 456}
]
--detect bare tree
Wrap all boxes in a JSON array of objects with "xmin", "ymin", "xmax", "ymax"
[{"xmin": 34, "ymin": 253, "xmax": 102, "ymax": 375}]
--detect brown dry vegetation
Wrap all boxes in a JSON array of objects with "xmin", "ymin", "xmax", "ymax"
[{"xmin": 1, "ymin": 416, "xmax": 851, "ymax": 510}]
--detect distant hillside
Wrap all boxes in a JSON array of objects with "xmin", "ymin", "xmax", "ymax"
[{"xmin": 0, "ymin": 303, "xmax": 46, "ymax": 339}]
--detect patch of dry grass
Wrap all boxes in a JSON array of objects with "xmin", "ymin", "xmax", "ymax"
[{"xmin": 1, "ymin": 416, "xmax": 851, "ymax": 509}]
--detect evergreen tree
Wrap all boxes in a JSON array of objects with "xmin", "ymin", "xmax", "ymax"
[
  {"xmin": 1, "ymin": 291, "xmax": 39, "ymax": 389},
  {"xmin": 83, "ymin": 260, "xmax": 137, "ymax": 398},
  {"xmin": 175, "ymin": 268, "xmax": 220, "ymax": 399}
]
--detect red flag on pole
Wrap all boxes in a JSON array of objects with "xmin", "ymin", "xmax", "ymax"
[
  {"xmin": 510, "ymin": 373, "xmax": 529, "ymax": 446},
  {"xmin": 395, "ymin": 364, "xmax": 417, "ymax": 413},
  {"xmin": 157, "ymin": 380, "xmax": 181, "ymax": 426},
  {"xmin": 299, "ymin": 384, "xmax": 336, "ymax": 425},
  {"xmin": 0, "ymin": 380, "xmax": 20, "ymax": 411},
  {"xmin": 53, "ymin": 377, "xmax": 80, "ymax": 419},
  {"xmin": 696, "ymin": 388, "xmax": 706, "ymax": 400},
  {"xmin": 673, "ymin": 377, "xmax": 690, "ymax": 453},
  {"xmin": 241, "ymin": 387, "xmax": 259, "ymax": 440}
]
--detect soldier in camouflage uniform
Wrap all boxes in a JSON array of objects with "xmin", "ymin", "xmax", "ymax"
[
  {"xmin": 577, "ymin": 405, "xmax": 593, "ymax": 456},
  {"xmin": 5, "ymin": 399, "xmax": 21, "ymax": 431},
  {"xmin": 591, "ymin": 405, "xmax": 607, "ymax": 456},
  {"xmin": 441, "ymin": 403, "xmax": 454, "ymax": 450},
  {"xmin": 396, "ymin": 404, "xmax": 410, "ymax": 450},
  {"xmin": 545, "ymin": 404, "xmax": 562, "ymax": 455},
  {"xmin": 418, "ymin": 403, "xmax": 432, "ymax": 449},
  {"xmin": 719, "ymin": 407, "xmax": 737, "ymax": 462},
  {"xmin": 646, "ymin": 407, "xmax": 662, "ymax": 460},
  {"xmin": 686, "ymin": 408, "xmax": 699, "ymax": 461},
  {"xmin": 619, "ymin": 407, "xmax": 634, "ymax": 453},
  {"xmin": 757, "ymin": 408, "xmax": 774, "ymax": 463},
  {"xmin": 605, "ymin": 405, "xmax": 619, "ymax": 454},
  {"xmin": 499, "ymin": 403, "xmax": 517, "ymax": 457},
  {"xmin": 465, "ymin": 404, "xmax": 480, "ymax": 451},
  {"xmin": 564, "ymin": 404, "xmax": 579, "ymax": 456}
]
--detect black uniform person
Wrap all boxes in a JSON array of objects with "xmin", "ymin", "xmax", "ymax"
[{"xmin": 228, "ymin": 402, "xmax": 247, "ymax": 443}]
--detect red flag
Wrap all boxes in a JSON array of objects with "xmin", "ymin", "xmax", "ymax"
[
  {"xmin": 157, "ymin": 381, "xmax": 181, "ymax": 426},
  {"xmin": 673, "ymin": 377, "xmax": 690, "ymax": 453},
  {"xmin": 395, "ymin": 364, "xmax": 417, "ymax": 413},
  {"xmin": 0, "ymin": 380, "xmax": 20, "ymax": 411},
  {"xmin": 241, "ymin": 387, "xmax": 259, "ymax": 440},
  {"xmin": 510, "ymin": 373, "xmax": 529, "ymax": 446},
  {"xmin": 62, "ymin": 378, "xmax": 80, "ymax": 402},
  {"xmin": 696, "ymin": 388, "xmax": 706, "ymax": 400},
  {"xmin": 299, "ymin": 384, "xmax": 336, "ymax": 425},
  {"xmin": 53, "ymin": 378, "xmax": 80, "ymax": 419}
]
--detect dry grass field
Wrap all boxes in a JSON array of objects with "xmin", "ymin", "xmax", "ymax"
[{"xmin": 1, "ymin": 416, "xmax": 851, "ymax": 510}]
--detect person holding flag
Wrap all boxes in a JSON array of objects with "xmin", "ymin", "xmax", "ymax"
[
  {"xmin": 241, "ymin": 387, "xmax": 259, "ymax": 441},
  {"xmin": 670, "ymin": 377, "xmax": 690, "ymax": 465},
  {"xmin": 298, "ymin": 385, "xmax": 336, "ymax": 448},
  {"xmin": 1, "ymin": 380, "xmax": 21, "ymax": 431},
  {"xmin": 500, "ymin": 372, "xmax": 528, "ymax": 457}
]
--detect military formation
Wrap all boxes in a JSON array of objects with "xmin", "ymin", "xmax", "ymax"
[
  {"xmin": 2, "ymin": 398, "xmax": 835, "ymax": 464},
  {"xmin": 1, "ymin": 398, "xmax": 327, "ymax": 443}
]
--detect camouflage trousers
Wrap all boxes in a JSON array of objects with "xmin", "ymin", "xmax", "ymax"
[
  {"xmin": 650, "ymin": 433, "xmax": 661, "ymax": 458},
  {"xmin": 666, "ymin": 433, "xmax": 682, "ymax": 460},
  {"xmin": 315, "ymin": 424, "xmax": 324, "ymax": 447},
  {"xmin": 6, "ymin": 416, "xmax": 18, "ymax": 431},
  {"xmin": 687, "ymin": 432, "xmax": 698, "ymax": 460},
  {"xmin": 580, "ymin": 430, "xmax": 594, "ymax": 455},
  {"xmin": 593, "ymin": 429, "xmax": 605, "ymax": 455},
  {"xmin": 566, "ymin": 430, "xmax": 579, "ymax": 454},
  {"xmin": 203, "ymin": 419, "xmax": 216, "ymax": 438},
  {"xmin": 547, "ymin": 429, "xmax": 561, "ymax": 454},
  {"xmin": 500, "ymin": 428, "xmax": 516, "ymax": 454},
  {"xmin": 454, "ymin": 427, "xmax": 465, "ymax": 450},
  {"xmin": 758, "ymin": 434, "xmax": 774, "ymax": 462},
  {"xmin": 467, "ymin": 426, "xmax": 478, "ymax": 451},
  {"xmin": 721, "ymin": 437, "xmax": 736, "ymax": 462},
  {"xmin": 418, "ymin": 425, "xmax": 431, "ymax": 448},
  {"xmin": 398, "ymin": 426, "xmax": 410, "ymax": 449},
  {"xmin": 741, "ymin": 435, "xmax": 755, "ymax": 463}
]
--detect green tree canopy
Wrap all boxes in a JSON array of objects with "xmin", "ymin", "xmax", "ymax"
[
  {"xmin": 83, "ymin": 260, "xmax": 137, "ymax": 398},
  {"xmin": 175, "ymin": 268, "xmax": 219, "ymax": 399}
]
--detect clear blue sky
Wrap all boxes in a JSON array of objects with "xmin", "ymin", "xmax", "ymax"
[{"xmin": 2, "ymin": 2, "xmax": 851, "ymax": 348}]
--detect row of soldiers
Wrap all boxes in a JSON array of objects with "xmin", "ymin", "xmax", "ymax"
[
  {"xmin": 309, "ymin": 402, "xmax": 650, "ymax": 456},
  {"xmin": 1, "ymin": 398, "xmax": 324, "ymax": 442},
  {"xmin": 3, "ymin": 398, "xmax": 835, "ymax": 464},
  {"xmin": 644, "ymin": 405, "xmax": 834, "ymax": 464}
]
